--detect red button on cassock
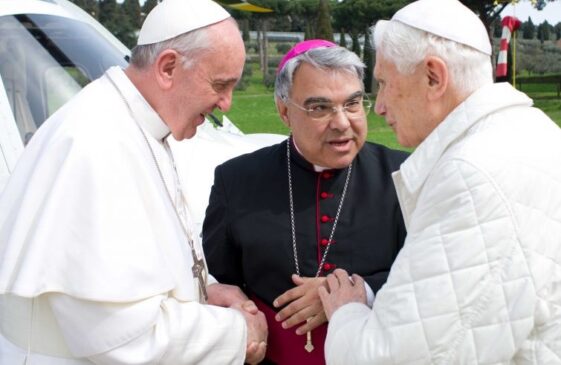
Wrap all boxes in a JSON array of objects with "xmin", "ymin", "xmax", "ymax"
[
  {"xmin": 320, "ymin": 192, "xmax": 329, "ymax": 199},
  {"xmin": 323, "ymin": 263, "xmax": 334, "ymax": 271},
  {"xmin": 321, "ymin": 215, "xmax": 330, "ymax": 223},
  {"xmin": 321, "ymin": 172, "xmax": 332, "ymax": 179},
  {"xmin": 320, "ymin": 238, "xmax": 329, "ymax": 246}
]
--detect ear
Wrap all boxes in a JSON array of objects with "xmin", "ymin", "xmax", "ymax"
[
  {"xmin": 153, "ymin": 49, "xmax": 182, "ymax": 90},
  {"xmin": 276, "ymin": 97, "xmax": 291, "ymax": 128},
  {"xmin": 424, "ymin": 56, "xmax": 448, "ymax": 101}
]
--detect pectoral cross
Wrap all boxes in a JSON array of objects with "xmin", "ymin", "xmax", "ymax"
[
  {"xmin": 191, "ymin": 247, "xmax": 208, "ymax": 303},
  {"xmin": 305, "ymin": 320, "xmax": 314, "ymax": 352}
]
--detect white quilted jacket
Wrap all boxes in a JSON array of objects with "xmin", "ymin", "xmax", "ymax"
[{"xmin": 325, "ymin": 83, "xmax": 561, "ymax": 364}]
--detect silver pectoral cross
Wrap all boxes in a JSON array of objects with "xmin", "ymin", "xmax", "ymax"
[{"xmin": 191, "ymin": 247, "xmax": 208, "ymax": 303}]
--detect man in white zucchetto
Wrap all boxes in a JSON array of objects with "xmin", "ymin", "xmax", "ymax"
[
  {"xmin": 0, "ymin": 0, "xmax": 267, "ymax": 364},
  {"xmin": 319, "ymin": 0, "xmax": 561, "ymax": 364}
]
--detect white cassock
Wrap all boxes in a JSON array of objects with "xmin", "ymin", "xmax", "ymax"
[{"xmin": 0, "ymin": 66, "xmax": 246, "ymax": 364}]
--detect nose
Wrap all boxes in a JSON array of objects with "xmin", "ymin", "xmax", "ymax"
[
  {"xmin": 374, "ymin": 94, "xmax": 386, "ymax": 116},
  {"xmin": 216, "ymin": 91, "xmax": 234, "ymax": 112},
  {"xmin": 329, "ymin": 107, "xmax": 351, "ymax": 131}
]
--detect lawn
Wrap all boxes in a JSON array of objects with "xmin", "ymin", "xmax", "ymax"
[{"xmin": 217, "ymin": 64, "xmax": 561, "ymax": 152}]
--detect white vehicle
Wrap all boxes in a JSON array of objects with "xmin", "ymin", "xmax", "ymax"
[{"xmin": 0, "ymin": 0, "xmax": 283, "ymax": 232}]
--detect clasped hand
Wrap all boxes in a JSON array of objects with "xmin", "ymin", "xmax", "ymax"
[
  {"xmin": 207, "ymin": 283, "xmax": 267, "ymax": 364},
  {"xmin": 318, "ymin": 269, "xmax": 367, "ymax": 320},
  {"xmin": 273, "ymin": 274, "xmax": 328, "ymax": 335}
]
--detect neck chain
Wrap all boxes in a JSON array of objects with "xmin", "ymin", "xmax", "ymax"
[
  {"xmin": 286, "ymin": 138, "xmax": 353, "ymax": 278},
  {"xmin": 108, "ymin": 76, "xmax": 208, "ymax": 303}
]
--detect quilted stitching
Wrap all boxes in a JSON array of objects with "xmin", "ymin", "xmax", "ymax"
[{"xmin": 324, "ymin": 83, "xmax": 561, "ymax": 365}]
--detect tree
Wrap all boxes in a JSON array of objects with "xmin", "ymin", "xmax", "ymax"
[
  {"xmin": 460, "ymin": 1, "xmax": 560, "ymax": 43},
  {"xmin": 339, "ymin": 28, "xmax": 348, "ymax": 48},
  {"xmin": 122, "ymin": 0, "xmax": 142, "ymax": 29},
  {"xmin": 316, "ymin": 0, "xmax": 334, "ymax": 41},
  {"xmin": 492, "ymin": 18, "xmax": 503, "ymax": 38},
  {"xmin": 537, "ymin": 20, "xmax": 552, "ymax": 43},
  {"xmin": 98, "ymin": 0, "xmax": 120, "ymax": 33},
  {"xmin": 555, "ymin": 22, "xmax": 561, "ymax": 40},
  {"xmin": 142, "ymin": 0, "xmax": 158, "ymax": 18},
  {"xmin": 69, "ymin": 0, "xmax": 98, "ymax": 18},
  {"xmin": 522, "ymin": 17, "xmax": 536, "ymax": 39},
  {"xmin": 363, "ymin": 28, "xmax": 374, "ymax": 93}
]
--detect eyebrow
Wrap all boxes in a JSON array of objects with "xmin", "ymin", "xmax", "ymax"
[{"xmin": 303, "ymin": 90, "xmax": 364, "ymax": 106}]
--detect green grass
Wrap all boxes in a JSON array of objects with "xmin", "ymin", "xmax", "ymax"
[{"xmin": 218, "ymin": 64, "xmax": 560, "ymax": 153}]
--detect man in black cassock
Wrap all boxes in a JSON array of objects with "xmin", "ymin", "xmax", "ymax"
[{"xmin": 203, "ymin": 40, "xmax": 408, "ymax": 365}]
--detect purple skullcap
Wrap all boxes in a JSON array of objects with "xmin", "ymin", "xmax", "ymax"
[{"xmin": 276, "ymin": 39, "xmax": 337, "ymax": 74}]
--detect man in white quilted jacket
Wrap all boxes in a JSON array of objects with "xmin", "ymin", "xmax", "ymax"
[{"xmin": 318, "ymin": 0, "xmax": 561, "ymax": 364}]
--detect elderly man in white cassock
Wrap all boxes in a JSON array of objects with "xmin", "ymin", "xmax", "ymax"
[
  {"xmin": 0, "ymin": 0, "xmax": 267, "ymax": 364},
  {"xmin": 319, "ymin": 0, "xmax": 561, "ymax": 364}
]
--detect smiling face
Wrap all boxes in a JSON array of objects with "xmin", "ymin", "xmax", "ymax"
[
  {"xmin": 374, "ymin": 54, "xmax": 433, "ymax": 148},
  {"xmin": 164, "ymin": 20, "xmax": 246, "ymax": 140},
  {"xmin": 278, "ymin": 63, "xmax": 368, "ymax": 169}
]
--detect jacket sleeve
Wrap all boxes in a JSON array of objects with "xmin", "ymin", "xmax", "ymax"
[
  {"xmin": 202, "ymin": 165, "xmax": 245, "ymax": 288},
  {"xmin": 325, "ymin": 159, "xmax": 535, "ymax": 364},
  {"xmin": 48, "ymin": 293, "xmax": 246, "ymax": 364}
]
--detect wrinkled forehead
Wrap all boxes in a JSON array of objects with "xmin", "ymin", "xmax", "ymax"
[{"xmin": 291, "ymin": 63, "xmax": 363, "ymax": 99}]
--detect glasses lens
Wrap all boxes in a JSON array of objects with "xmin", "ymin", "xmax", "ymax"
[{"xmin": 308, "ymin": 104, "xmax": 332, "ymax": 119}]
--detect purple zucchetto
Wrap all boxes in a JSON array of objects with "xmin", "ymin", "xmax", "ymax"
[{"xmin": 276, "ymin": 39, "xmax": 337, "ymax": 74}]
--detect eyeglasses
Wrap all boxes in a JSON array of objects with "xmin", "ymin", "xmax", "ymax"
[{"xmin": 285, "ymin": 97, "xmax": 372, "ymax": 120}]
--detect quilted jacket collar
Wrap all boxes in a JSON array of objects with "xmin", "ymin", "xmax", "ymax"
[{"xmin": 393, "ymin": 82, "xmax": 532, "ymax": 225}]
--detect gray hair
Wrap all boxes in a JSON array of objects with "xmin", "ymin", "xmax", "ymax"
[
  {"xmin": 130, "ymin": 18, "xmax": 237, "ymax": 69},
  {"xmin": 371, "ymin": 21, "xmax": 493, "ymax": 95},
  {"xmin": 275, "ymin": 46, "xmax": 366, "ymax": 101}
]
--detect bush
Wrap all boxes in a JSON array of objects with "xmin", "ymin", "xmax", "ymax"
[
  {"xmin": 275, "ymin": 43, "xmax": 292, "ymax": 55},
  {"xmin": 263, "ymin": 69, "xmax": 276, "ymax": 90},
  {"xmin": 245, "ymin": 42, "xmax": 259, "ymax": 53},
  {"xmin": 235, "ymin": 63, "xmax": 254, "ymax": 91}
]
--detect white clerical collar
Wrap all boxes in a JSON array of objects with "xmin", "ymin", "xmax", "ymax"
[
  {"xmin": 105, "ymin": 66, "xmax": 170, "ymax": 141},
  {"xmin": 292, "ymin": 139, "xmax": 329, "ymax": 172}
]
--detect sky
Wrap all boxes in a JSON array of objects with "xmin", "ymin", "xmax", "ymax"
[{"xmin": 502, "ymin": 1, "xmax": 561, "ymax": 25}]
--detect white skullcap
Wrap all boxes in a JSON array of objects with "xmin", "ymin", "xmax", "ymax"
[
  {"xmin": 137, "ymin": 0, "xmax": 231, "ymax": 46},
  {"xmin": 376, "ymin": 0, "xmax": 491, "ymax": 56}
]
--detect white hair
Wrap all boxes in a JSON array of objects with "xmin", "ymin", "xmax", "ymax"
[
  {"xmin": 130, "ymin": 18, "xmax": 237, "ymax": 69},
  {"xmin": 371, "ymin": 21, "xmax": 493, "ymax": 95}
]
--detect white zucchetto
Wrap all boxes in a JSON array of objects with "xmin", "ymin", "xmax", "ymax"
[
  {"xmin": 137, "ymin": 0, "xmax": 231, "ymax": 46},
  {"xmin": 375, "ymin": 0, "xmax": 491, "ymax": 56}
]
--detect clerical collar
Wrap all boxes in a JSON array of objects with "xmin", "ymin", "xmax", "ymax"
[
  {"xmin": 291, "ymin": 138, "xmax": 330, "ymax": 172},
  {"xmin": 106, "ymin": 67, "xmax": 170, "ymax": 141}
]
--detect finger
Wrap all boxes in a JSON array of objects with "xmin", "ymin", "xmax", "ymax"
[
  {"xmin": 275, "ymin": 290, "xmax": 311, "ymax": 321},
  {"xmin": 295, "ymin": 311, "xmax": 327, "ymax": 334},
  {"xmin": 242, "ymin": 300, "xmax": 259, "ymax": 314},
  {"xmin": 273, "ymin": 285, "xmax": 305, "ymax": 308},
  {"xmin": 246, "ymin": 341, "xmax": 258, "ymax": 356},
  {"xmin": 351, "ymin": 273, "xmax": 365, "ymax": 288},
  {"xmin": 281, "ymin": 301, "xmax": 323, "ymax": 329},
  {"xmin": 325, "ymin": 273, "xmax": 340, "ymax": 291},
  {"xmin": 292, "ymin": 274, "xmax": 305, "ymax": 286},
  {"xmin": 247, "ymin": 342, "xmax": 267, "ymax": 365},
  {"xmin": 333, "ymin": 269, "xmax": 351, "ymax": 287}
]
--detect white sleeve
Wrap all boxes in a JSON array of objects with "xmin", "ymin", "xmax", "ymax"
[
  {"xmin": 363, "ymin": 282, "xmax": 375, "ymax": 307},
  {"xmin": 325, "ymin": 160, "xmax": 535, "ymax": 364},
  {"xmin": 47, "ymin": 293, "xmax": 246, "ymax": 365}
]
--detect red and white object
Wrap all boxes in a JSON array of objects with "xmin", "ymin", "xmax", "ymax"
[{"xmin": 496, "ymin": 16, "xmax": 521, "ymax": 78}]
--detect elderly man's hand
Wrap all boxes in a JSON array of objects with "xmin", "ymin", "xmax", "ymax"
[
  {"xmin": 318, "ymin": 269, "xmax": 367, "ymax": 320},
  {"xmin": 230, "ymin": 301, "xmax": 268, "ymax": 364},
  {"xmin": 207, "ymin": 283, "xmax": 259, "ymax": 315},
  {"xmin": 273, "ymin": 274, "xmax": 328, "ymax": 335}
]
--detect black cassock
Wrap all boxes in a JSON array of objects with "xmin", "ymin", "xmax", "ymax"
[{"xmin": 203, "ymin": 138, "xmax": 408, "ymax": 364}]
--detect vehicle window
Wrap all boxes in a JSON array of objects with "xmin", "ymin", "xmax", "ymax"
[{"xmin": 0, "ymin": 13, "xmax": 128, "ymax": 144}]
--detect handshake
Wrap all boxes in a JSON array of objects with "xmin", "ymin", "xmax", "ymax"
[{"xmin": 207, "ymin": 283, "xmax": 268, "ymax": 364}]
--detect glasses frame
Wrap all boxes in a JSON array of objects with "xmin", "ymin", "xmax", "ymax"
[{"xmin": 284, "ymin": 96, "xmax": 372, "ymax": 121}]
